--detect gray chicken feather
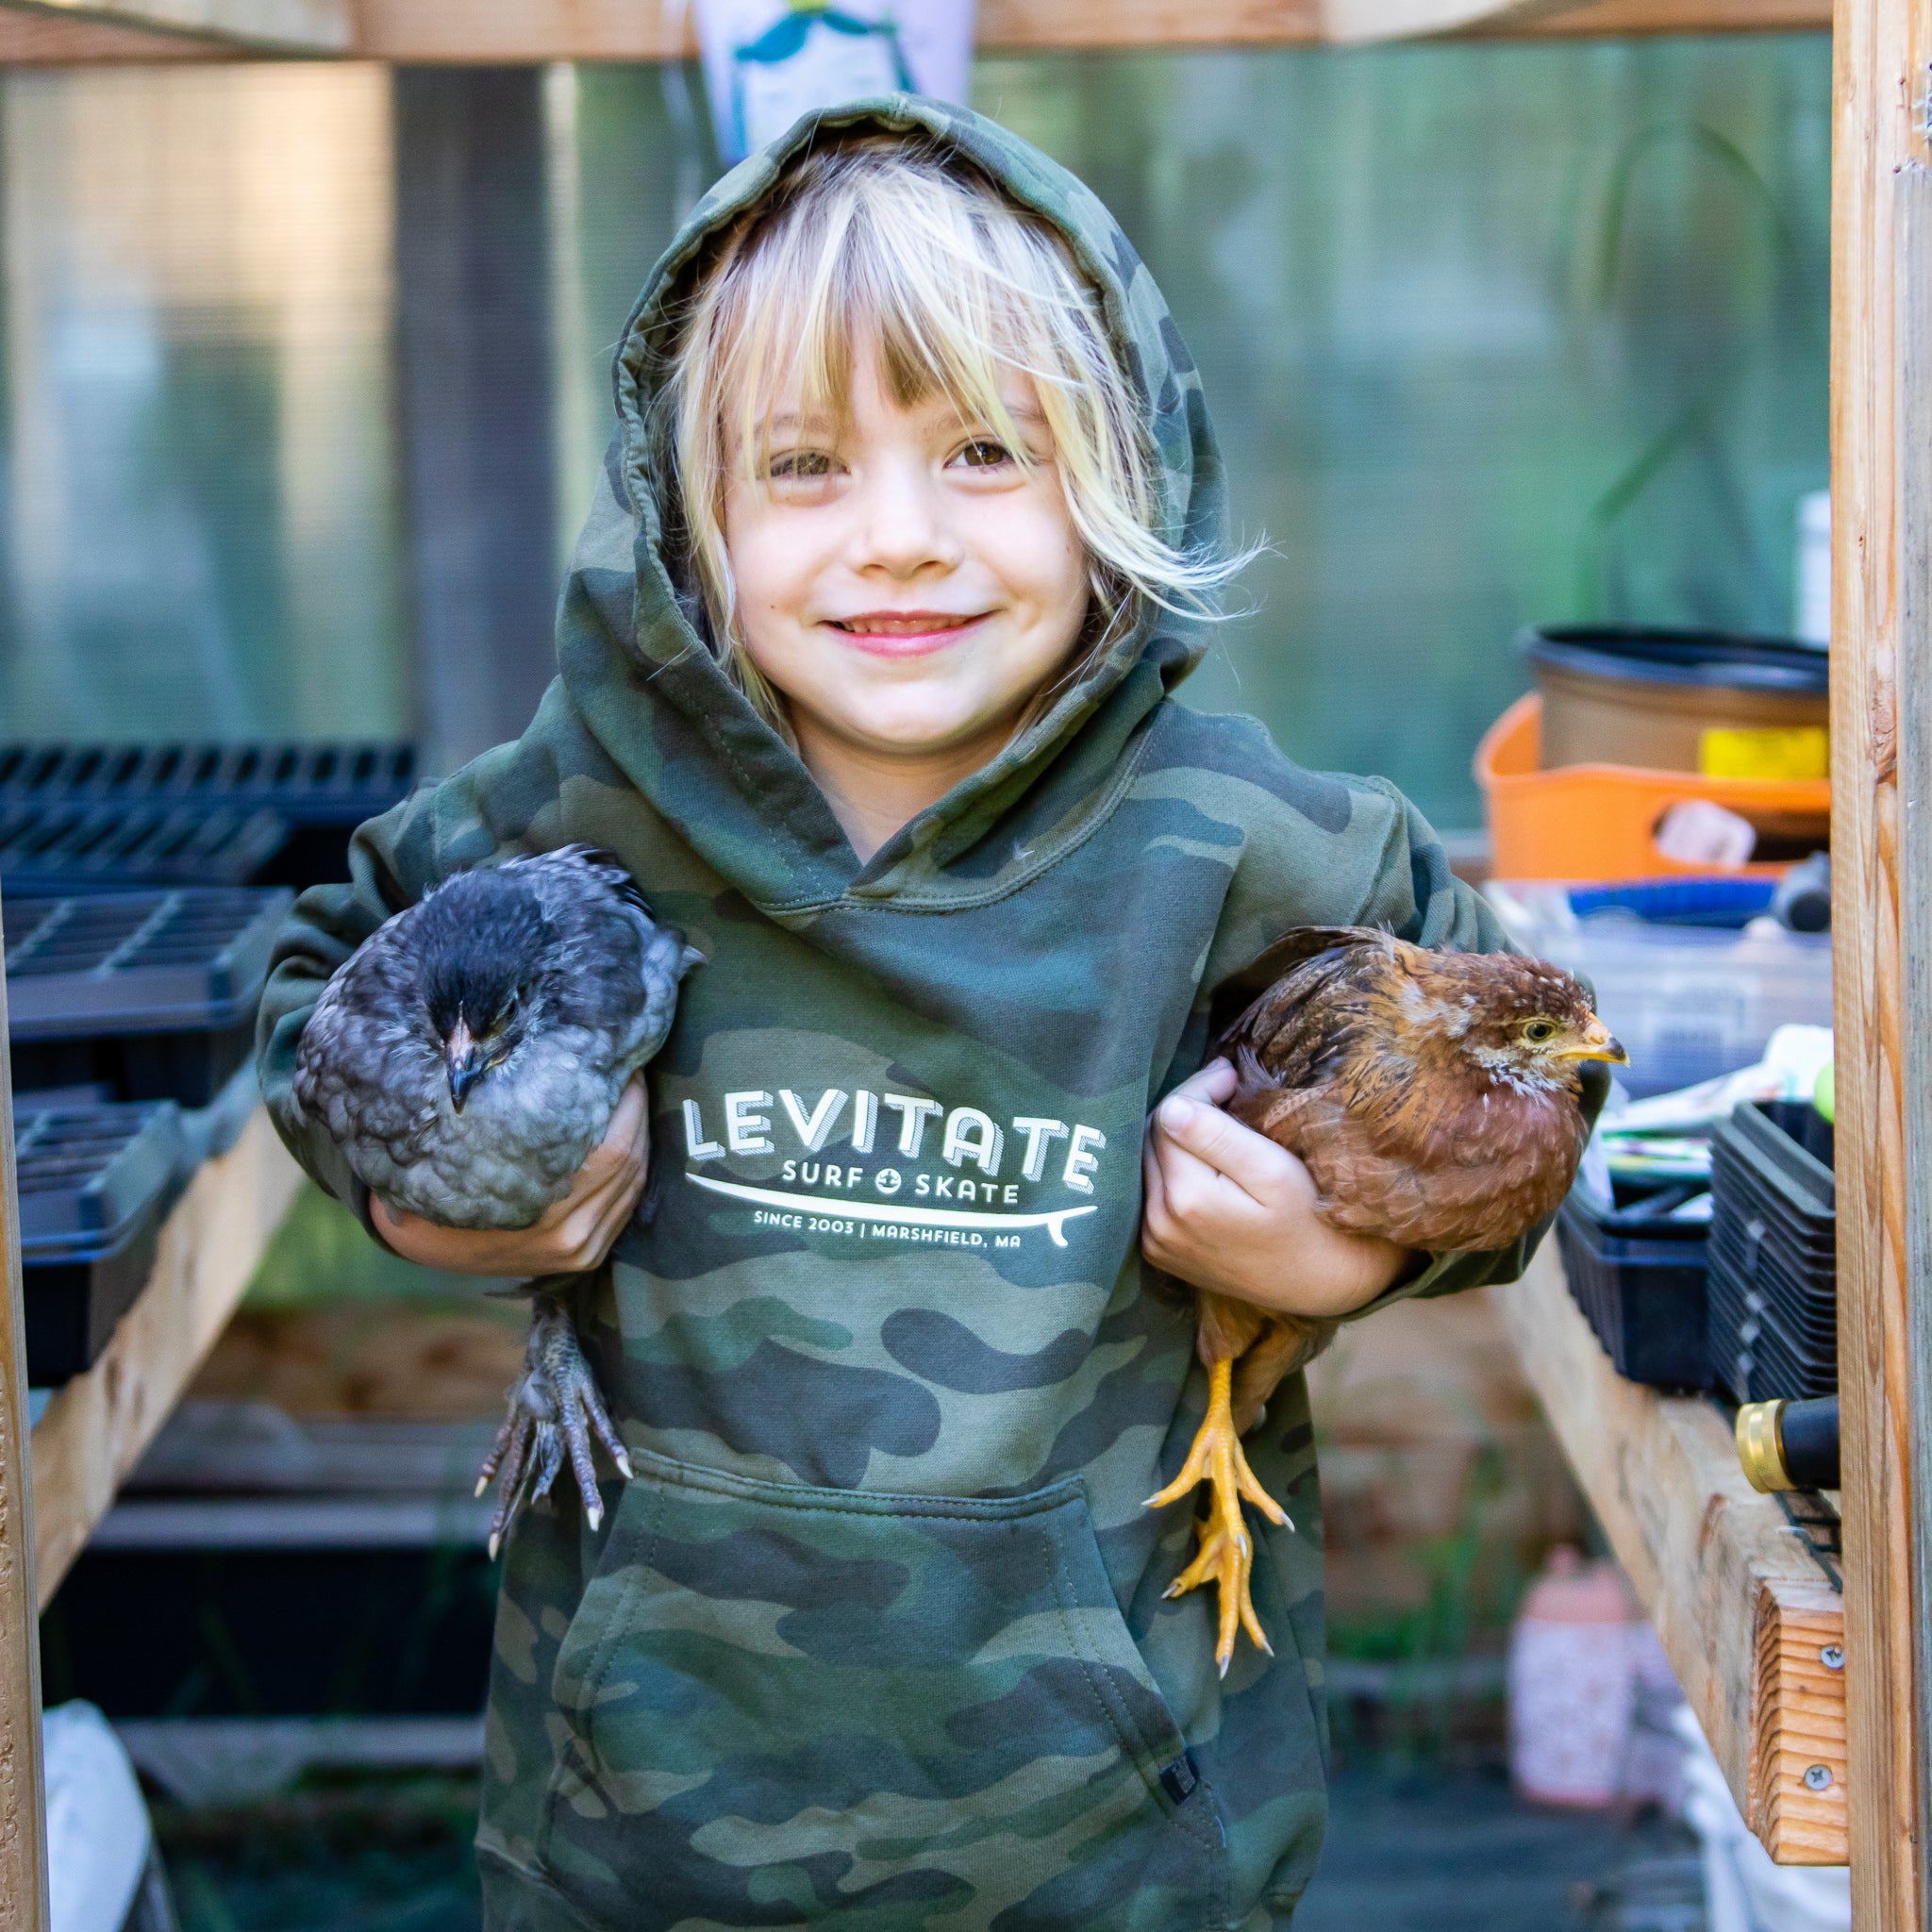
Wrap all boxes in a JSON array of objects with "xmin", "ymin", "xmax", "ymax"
[{"xmin": 293, "ymin": 846, "xmax": 699, "ymax": 1228}]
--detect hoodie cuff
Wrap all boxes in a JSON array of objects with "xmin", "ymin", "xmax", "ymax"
[{"xmin": 1337, "ymin": 1215, "xmax": 1551, "ymax": 1324}]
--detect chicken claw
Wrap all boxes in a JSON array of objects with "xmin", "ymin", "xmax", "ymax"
[
  {"xmin": 476, "ymin": 1288, "xmax": 634, "ymax": 1557},
  {"xmin": 1144, "ymin": 1356, "xmax": 1291, "ymax": 1674}
]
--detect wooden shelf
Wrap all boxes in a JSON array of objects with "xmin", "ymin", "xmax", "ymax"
[
  {"xmin": 1491, "ymin": 1245, "xmax": 1847, "ymax": 1865},
  {"xmin": 28, "ymin": 1105, "xmax": 302, "ymax": 1609}
]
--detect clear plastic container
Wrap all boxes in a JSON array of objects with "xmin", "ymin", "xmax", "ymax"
[{"xmin": 1484, "ymin": 878, "xmax": 1833, "ymax": 1098}]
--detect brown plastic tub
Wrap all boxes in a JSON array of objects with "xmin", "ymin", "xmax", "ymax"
[{"xmin": 1521, "ymin": 625, "xmax": 1828, "ymax": 775}]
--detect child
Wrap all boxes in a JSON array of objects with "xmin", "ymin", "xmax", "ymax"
[{"xmin": 259, "ymin": 99, "xmax": 1533, "ymax": 1932}]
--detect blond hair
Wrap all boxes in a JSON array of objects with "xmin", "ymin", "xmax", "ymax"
[{"xmin": 653, "ymin": 133, "xmax": 1241, "ymax": 723}]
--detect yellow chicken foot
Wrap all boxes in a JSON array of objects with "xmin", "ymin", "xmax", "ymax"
[{"xmin": 1143, "ymin": 1357, "xmax": 1291, "ymax": 1674}]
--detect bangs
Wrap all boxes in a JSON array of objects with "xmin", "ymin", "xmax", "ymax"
[{"xmin": 705, "ymin": 149, "xmax": 1125, "ymax": 499}]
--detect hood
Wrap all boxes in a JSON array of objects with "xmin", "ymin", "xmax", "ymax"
[{"xmin": 554, "ymin": 93, "xmax": 1227, "ymax": 910}]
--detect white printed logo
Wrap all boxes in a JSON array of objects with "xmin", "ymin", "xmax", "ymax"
[{"xmin": 680, "ymin": 1087, "xmax": 1107, "ymax": 1249}]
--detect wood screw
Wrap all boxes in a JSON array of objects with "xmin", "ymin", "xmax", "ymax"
[
  {"xmin": 1804, "ymin": 1764, "xmax": 1834, "ymax": 1791},
  {"xmin": 1821, "ymin": 1644, "xmax": 1845, "ymax": 1670}
]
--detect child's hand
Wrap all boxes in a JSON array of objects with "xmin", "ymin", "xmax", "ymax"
[
  {"xmin": 1141, "ymin": 1059, "xmax": 1415, "ymax": 1318},
  {"xmin": 371, "ymin": 1076, "xmax": 652, "ymax": 1277}
]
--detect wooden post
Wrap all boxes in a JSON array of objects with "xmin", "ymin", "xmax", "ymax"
[
  {"xmin": 392, "ymin": 67, "xmax": 558, "ymax": 778},
  {"xmin": 0, "ymin": 913, "xmax": 50, "ymax": 1929},
  {"xmin": 1832, "ymin": 0, "xmax": 1932, "ymax": 1909}
]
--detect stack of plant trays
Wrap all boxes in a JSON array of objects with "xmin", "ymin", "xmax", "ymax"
[
  {"xmin": 1557, "ymin": 1178, "xmax": 1711, "ymax": 1391},
  {"xmin": 5, "ymin": 888, "xmax": 291, "ymax": 1108},
  {"xmin": 14, "ymin": 1101, "xmax": 187, "ymax": 1384},
  {"xmin": 0, "ymin": 802, "xmax": 290, "ymax": 894},
  {"xmin": 0, "ymin": 740, "xmax": 417, "ymax": 891},
  {"xmin": 1708, "ymin": 1100, "xmax": 1837, "ymax": 1404}
]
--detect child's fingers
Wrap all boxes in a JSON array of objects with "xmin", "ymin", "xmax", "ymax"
[
  {"xmin": 549, "ymin": 1158, "xmax": 644, "ymax": 1265},
  {"xmin": 1148, "ymin": 1135, "xmax": 1253, "ymax": 1237},
  {"xmin": 588, "ymin": 1155, "xmax": 649, "ymax": 1250},
  {"xmin": 603, "ymin": 1076, "xmax": 650, "ymax": 1157},
  {"xmin": 1162, "ymin": 1058, "xmax": 1238, "ymax": 1109},
  {"xmin": 562, "ymin": 1083, "xmax": 652, "ymax": 1202},
  {"xmin": 1153, "ymin": 1095, "xmax": 1306, "ymax": 1207}
]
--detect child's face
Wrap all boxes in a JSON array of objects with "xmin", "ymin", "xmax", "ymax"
[{"xmin": 723, "ymin": 349, "xmax": 1091, "ymax": 768}]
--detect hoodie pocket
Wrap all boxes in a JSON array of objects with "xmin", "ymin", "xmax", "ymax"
[{"xmin": 536, "ymin": 1451, "xmax": 1229, "ymax": 1932}]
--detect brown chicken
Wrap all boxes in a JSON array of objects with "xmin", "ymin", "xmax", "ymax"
[{"xmin": 1146, "ymin": 926, "xmax": 1625, "ymax": 1671}]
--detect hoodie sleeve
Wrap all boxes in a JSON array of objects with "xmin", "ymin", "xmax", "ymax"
[
  {"xmin": 255, "ymin": 678, "xmax": 590, "ymax": 1208},
  {"xmin": 1189, "ymin": 715, "xmax": 1603, "ymax": 1318}
]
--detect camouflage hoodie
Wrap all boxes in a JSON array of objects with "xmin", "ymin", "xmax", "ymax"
[{"xmin": 258, "ymin": 95, "xmax": 1537, "ymax": 1932}]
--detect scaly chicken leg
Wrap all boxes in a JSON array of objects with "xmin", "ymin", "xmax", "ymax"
[
  {"xmin": 1145, "ymin": 1292, "xmax": 1335, "ymax": 1674},
  {"xmin": 476, "ymin": 1284, "xmax": 633, "ymax": 1557}
]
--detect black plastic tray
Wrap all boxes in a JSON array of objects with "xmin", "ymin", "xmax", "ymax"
[
  {"xmin": 5, "ymin": 888, "xmax": 291, "ymax": 1106},
  {"xmin": 1557, "ymin": 1180, "xmax": 1710, "ymax": 1391},
  {"xmin": 0, "ymin": 741, "xmax": 415, "ymax": 890},
  {"xmin": 15, "ymin": 1102, "xmax": 187, "ymax": 1385},
  {"xmin": 1, "ymin": 801, "xmax": 289, "ymax": 894},
  {"xmin": 1708, "ymin": 1101, "xmax": 1837, "ymax": 1403},
  {"xmin": 0, "ymin": 741, "xmax": 415, "ymax": 821}
]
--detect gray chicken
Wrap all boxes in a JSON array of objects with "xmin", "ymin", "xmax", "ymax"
[{"xmin": 292, "ymin": 845, "xmax": 699, "ymax": 1552}]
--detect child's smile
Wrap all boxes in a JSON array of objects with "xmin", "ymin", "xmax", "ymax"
[
  {"xmin": 824, "ymin": 608, "xmax": 992, "ymax": 656},
  {"xmin": 723, "ymin": 349, "xmax": 1090, "ymax": 857}
]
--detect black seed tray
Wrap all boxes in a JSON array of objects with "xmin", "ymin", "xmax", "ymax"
[
  {"xmin": 5, "ymin": 888, "xmax": 291, "ymax": 1106},
  {"xmin": 0, "ymin": 801, "xmax": 288, "ymax": 894},
  {"xmin": 0, "ymin": 740, "xmax": 415, "ymax": 823},
  {"xmin": 1707, "ymin": 1222, "xmax": 1837, "ymax": 1345},
  {"xmin": 1706, "ymin": 1247, "xmax": 1836, "ymax": 1357},
  {"xmin": 1710, "ymin": 1159, "xmax": 1838, "ymax": 1272},
  {"xmin": 0, "ymin": 741, "xmax": 416, "ymax": 891},
  {"xmin": 1706, "ymin": 1279, "xmax": 1837, "ymax": 1402},
  {"xmin": 1708, "ymin": 1101, "xmax": 1837, "ymax": 1403},
  {"xmin": 1557, "ymin": 1180, "xmax": 1710, "ymax": 1391},
  {"xmin": 15, "ymin": 1102, "xmax": 187, "ymax": 1384}
]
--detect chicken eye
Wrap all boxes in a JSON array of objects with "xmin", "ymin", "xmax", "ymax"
[{"xmin": 1522, "ymin": 1020, "xmax": 1557, "ymax": 1044}]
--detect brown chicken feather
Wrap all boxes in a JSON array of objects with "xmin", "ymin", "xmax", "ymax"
[{"xmin": 1148, "ymin": 925, "xmax": 1624, "ymax": 1672}]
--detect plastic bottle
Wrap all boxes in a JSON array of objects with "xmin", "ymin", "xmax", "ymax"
[{"xmin": 1507, "ymin": 1546, "xmax": 1638, "ymax": 1806}]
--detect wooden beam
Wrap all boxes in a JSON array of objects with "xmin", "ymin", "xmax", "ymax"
[
  {"xmin": 1830, "ymin": 0, "xmax": 1932, "ymax": 1902},
  {"xmin": 0, "ymin": 921, "xmax": 48, "ymax": 1932},
  {"xmin": 348, "ymin": 0, "xmax": 1814, "ymax": 62},
  {"xmin": 0, "ymin": 0, "xmax": 348, "ymax": 54},
  {"xmin": 29, "ymin": 1108, "xmax": 302, "ymax": 1607},
  {"xmin": 0, "ymin": 8, "xmax": 231, "ymax": 55},
  {"xmin": 1326, "ymin": 0, "xmax": 1825, "ymax": 39},
  {"xmin": 1491, "ymin": 1248, "xmax": 1847, "ymax": 1863},
  {"xmin": 351, "ymin": 0, "xmax": 1322, "ymax": 60},
  {"xmin": 1455, "ymin": 0, "xmax": 1830, "ymax": 29},
  {"xmin": 0, "ymin": 0, "xmax": 1835, "ymax": 60}
]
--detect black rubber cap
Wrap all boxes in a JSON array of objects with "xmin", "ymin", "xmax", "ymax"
[{"xmin": 1779, "ymin": 1395, "xmax": 1840, "ymax": 1490}]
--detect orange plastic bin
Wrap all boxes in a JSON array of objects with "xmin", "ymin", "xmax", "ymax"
[{"xmin": 1474, "ymin": 695, "xmax": 1830, "ymax": 881}]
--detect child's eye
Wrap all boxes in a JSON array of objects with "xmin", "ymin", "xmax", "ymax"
[
  {"xmin": 767, "ymin": 449, "xmax": 838, "ymax": 482},
  {"xmin": 950, "ymin": 439, "xmax": 1015, "ymax": 471}
]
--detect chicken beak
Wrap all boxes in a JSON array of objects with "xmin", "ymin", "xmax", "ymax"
[
  {"xmin": 1557, "ymin": 1015, "xmax": 1628, "ymax": 1065},
  {"xmin": 444, "ymin": 1018, "xmax": 485, "ymax": 1113}
]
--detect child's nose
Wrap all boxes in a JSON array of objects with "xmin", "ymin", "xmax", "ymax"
[{"xmin": 848, "ymin": 465, "xmax": 959, "ymax": 575}]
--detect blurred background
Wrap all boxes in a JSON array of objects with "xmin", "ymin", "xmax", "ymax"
[{"xmin": 0, "ymin": 39, "xmax": 1829, "ymax": 827}]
